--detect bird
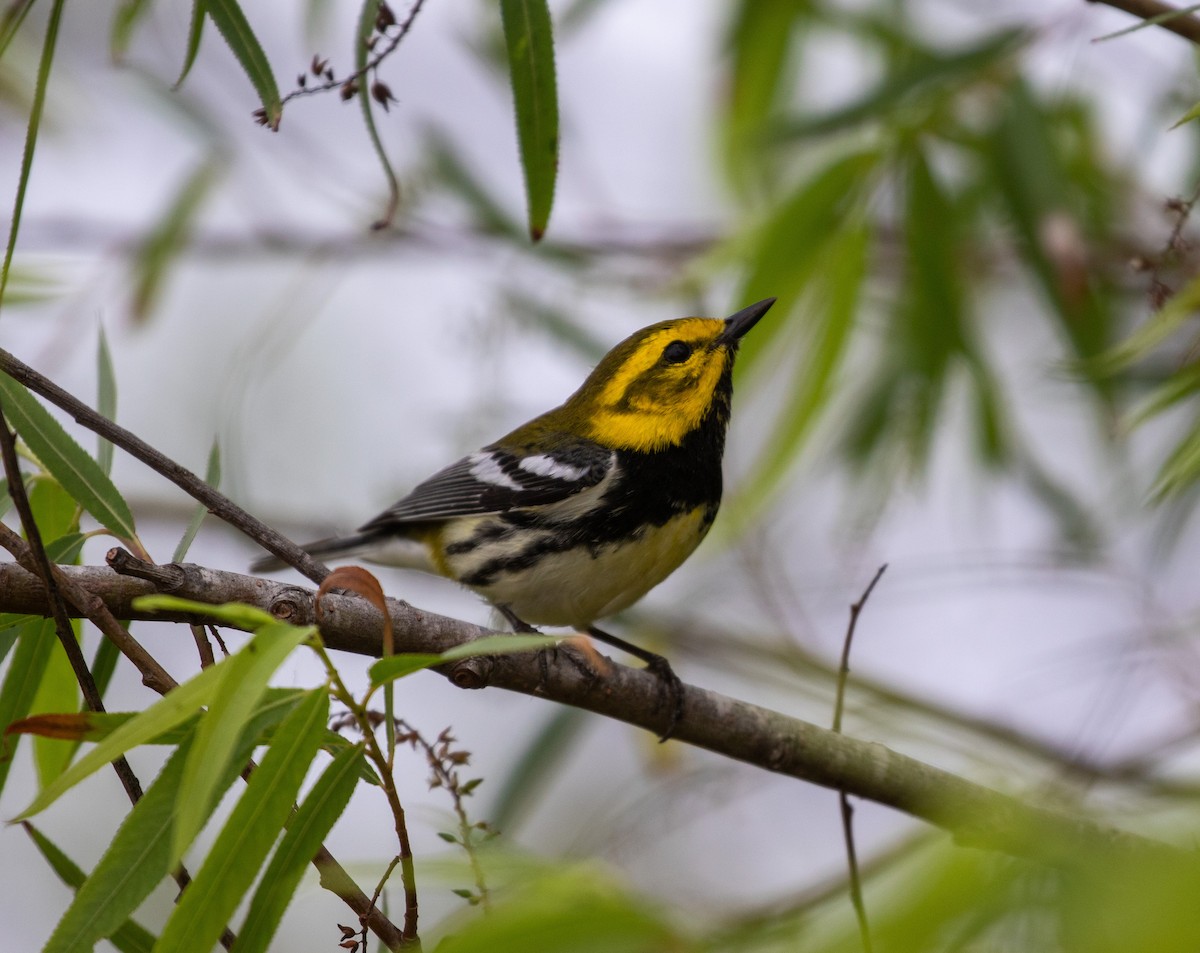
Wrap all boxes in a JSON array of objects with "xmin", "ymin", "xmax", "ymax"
[{"xmin": 253, "ymin": 297, "xmax": 775, "ymax": 738}]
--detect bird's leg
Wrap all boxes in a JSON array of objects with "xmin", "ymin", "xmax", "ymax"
[
  {"xmin": 497, "ymin": 606, "xmax": 598, "ymax": 691},
  {"xmin": 586, "ymin": 626, "xmax": 683, "ymax": 742}
]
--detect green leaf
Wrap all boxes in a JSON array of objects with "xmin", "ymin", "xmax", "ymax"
[
  {"xmin": 23, "ymin": 823, "xmax": 158, "ymax": 953},
  {"xmin": 172, "ymin": 621, "xmax": 318, "ymax": 862},
  {"xmin": 500, "ymin": 0, "xmax": 559, "ymax": 240},
  {"xmin": 0, "ymin": 0, "xmax": 65, "ymax": 312},
  {"xmin": 175, "ymin": 0, "xmax": 207, "ymax": 87},
  {"xmin": 233, "ymin": 744, "xmax": 365, "ymax": 953},
  {"xmin": 110, "ymin": 0, "xmax": 155, "ymax": 63},
  {"xmin": 205, "ymin": 0, "xmax": 281, "ymax": 128},
  {"xmin": 726, "ymin": 219, "xmax": 869, "ymax": 532},
  {"xmin": 12, "ymin": 657, "xmax": 227, "ymax": 822},
  {"xmin": 132, "ymin": 595, "xmax": 277, "ymax": 630},
  {"xmin": 0, "ymin": 619, "xmax": 57, "ymax": 799},
  {"xmin": 131, "ymin": 160, "xmax": 220, "ymax": 322},
  {"xmin": 1093, "ymin": 269, "xmax": 1200, "ymax": 376},
  {"xmin": 96, "ymin": 325, "xmax": 117, "ymax": 475},
  {"xmin": 173, "ymin": 439, "xmax": 220, "ymax": 562},
  {"xmin": 30, "ymin": 617, "xmax": 81, "ymax": 787},
  {"xmin": 43, "ymin": 737, "xmax": 190, "ymax": 953},
  {"xmin": 0, "ymin": 377, "xmax": 137, "ymax": 540},
  {"xmin": 368, "ymin": 634, "xmax": 548, "ymax": 689},
  {"xmin": 156, "ymin": 690, "xmax": 330, "ymax": 953}
]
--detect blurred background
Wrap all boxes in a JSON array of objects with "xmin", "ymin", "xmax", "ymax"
[{"xmin": 4, "ymin": 0, "xmax": 1200, "ymax": 949}]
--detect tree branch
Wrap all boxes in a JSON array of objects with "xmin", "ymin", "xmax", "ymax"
[
  {"xmin": 0, "ymin": 554, "xmax": 1185, "ymax": 869},
  {"xmin": 1087, "ymin": 0, "xmax": 1200, "ymax": 45}
]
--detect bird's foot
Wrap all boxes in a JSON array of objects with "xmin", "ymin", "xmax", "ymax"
[{"xmin": 586, "ymin": 626, "xmax": 684, "ymax": 742}]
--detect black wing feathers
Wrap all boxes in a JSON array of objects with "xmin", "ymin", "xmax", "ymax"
[{"xmin": 360, "ymin": 438, "xmax": 613, "ymax": 530}]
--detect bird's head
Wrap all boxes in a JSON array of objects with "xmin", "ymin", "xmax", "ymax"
[{"xmin": 564, "ymin": 298, "xmax": 775, "ymax": 453}]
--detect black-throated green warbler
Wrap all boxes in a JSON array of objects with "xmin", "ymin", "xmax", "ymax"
[{"xmin": 254, "ymin": 297, "xmax": 775, "ymax": 737}]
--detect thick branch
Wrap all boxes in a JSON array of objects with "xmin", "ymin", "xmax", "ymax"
[{"xmin": 0, "ymin": 556, "xmax": 1184, "ymax": 869}]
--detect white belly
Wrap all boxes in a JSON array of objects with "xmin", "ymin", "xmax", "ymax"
[{"xmin": 438, "ymin": 507, "xmax": 713, "ymax": 628}]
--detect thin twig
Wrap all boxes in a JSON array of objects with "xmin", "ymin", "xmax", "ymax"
[
  {"xmin": 0, "ymin": 346, "xmax": 330, "ymax": 583},
  {"xmin": 832, "ymin": 564, "xmax": 887, "ymax": 953},
  {"xmin": 278, "ymin": 0, "xmax": 427, "ymax": 111},
  {"xmin": 1087, "ymin": 0, "xmax": 1200, "ymax": 45}
]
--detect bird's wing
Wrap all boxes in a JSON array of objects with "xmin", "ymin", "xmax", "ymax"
[{"xmin": 360, "ymin": 439, "xmax": 615, "ymax": 528}]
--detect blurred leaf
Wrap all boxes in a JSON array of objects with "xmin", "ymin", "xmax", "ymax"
[
  {"xmin": 427, "ymin": 126, "xmax": 523, "ymax": 237},
  {"xmin": 12, "ymin": 656, "xmax": 228, "ymax": 822},
  {"xmin": 0, "ymin": 0, "xmax": 64, "ymax": 312},
  {"xmin": 234, "ymin": 743, "xmax": 365, "ymax": 953},
  {"xmin": 172, "ymin": 438, "xmax": 220, "ymax": 561},
  {"xmin": 172, "ymin": 621, "xmax": 317, "ymax": 863},
  {"xmin": 0, "ymin": 377, "xmax": 137, "ymax": 541},
  {"xmin": 772, "ymin": 29, "xmax": 1025, "ymax": 143},
  {"xmin": 355, "ymin": 0, "xmax": 401, "ymax": 229},
  {"xmin": 1151, "ymin": 419, "xmax": 1200, "ymax": 499},
  {"xmin": 110, "ymin": 0, "xmax": 155, "ymax": 63},
  {"xmin": 205, "ymin": 0, "xmax": 281, "ymax": 129},
  {"xmin": 1172, "ymin": 98, "xmax": 1200, "ymax": 130},
  {"xmin": 0, "ymin": 0, "xmax": 37, "ymax": 57},
  {"xmin": 437, "ymin": 864, "xmax": 681, "ymax": 953},
  {"xmin": 0, "ymin": 619, "xmax": 56, "ymax": 799},
  {"xmin": 736, "ymin": 148, "xmax": 880, "ymax": 376},
  {"xmin": 500, "ymin": 0, "xmax": 559, "ymax": 240},
  {"xmin": 96, "ymin": 326, "xmax": 117, "ymax": 474},
  {"xmin": 175, "ymin": 0, "xmax": 206, "ymax": 87},
  {"xmin": 131, "ymin": 160, "xmax": 220, "ymax": 323},
  {"xmin": 24, "ymin": 823, "xmax": 158, "ymax": 953},
  {"xmin": 722, "ymin": 0, "xmax": 812, "ymax": 194},
  {"xmin": 989, "ymin": 80, "xmax": 1114, "ymax": 373},
  {"xmin": 368, "ymin": 634, "xmax": 548, "ymax": 689},
  {"xmin": 729, "ymin": 219, "xmax": 869, "ymax": 530},
  {"xmin": 1093, "ymin": 269, "xmax": 1200, "ymax": 376},
  {"xmin": 490, "ymin": 707, "xmax": 588, "ymax": 834},
  {"xmin": 156, "ymin": 690, "xmax": 330, "ymax": 953},
  {"xmin": 1093, "ymin": 2, "xmax": 1200, "ymax": 43}
]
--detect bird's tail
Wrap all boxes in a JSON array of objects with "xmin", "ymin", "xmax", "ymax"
[{"xmin": 250, "ymin": 529, "xmax": 425, "ymax": 574}]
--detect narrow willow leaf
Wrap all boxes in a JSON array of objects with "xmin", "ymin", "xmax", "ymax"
[
  {"xmin": 0, "ymin": 0, "xmax": 65, "ymax": 312},
  {"xmin": 131, "ymin": 161, "xmax": 220, "ymax": 323},
  {"xmin": 172, "ymin": 621, "xmax": 318, "ymax": 863},
  {"xmin": 96, "ymin": 325, "xmax": 117, "ymax": 474},
  {"xmin": 0, "ymin": 620, "xmax": 56, "ymax": 799},
  {"xmin": 175, "ymin": 0, "xmax": 206, "ymax": 87},
  {"xmin": 12, "ymin": 659, "xmax": 227, "ymax": 822},
  {"xmin": 132, "ymin": 594, "xmax": 276, "ymax": 630},
  {"xmin": 355, "ymin": 0, "xmax": 401, "ymax": 228},
  {"xmin": 42, "ymin": 740, "xmax": 193, "ymax": 953},
  {"xmin": 156, "ymin": 691, "xmax": 329, "ymax": 953},
  {"xmin": 500, "ymin": 0, "xmax": 559, "ymax": 240},
  {"xmin": 1093, "ymin": 269, "xmax": 1200, "ymax": 375},
  {"xmin": 368, "ymin": 634, "xmax": 548, "ymax": 689},
  {"xmin": 43, "ymin": 711, "xmax": 285, "ymax": 953},
  {"xmin": 205, "ymin": 0, "xmax": 282, "ymax": 129},
  {"xmin": 31, "ymin": 618, "xmax": 81, "ymax": 787},
  {"xmin": 0, "ymin": 377, "xmax": 137, "ymax": 540},
  {"xmin": 0, "ymin": 0, "xmax": 37, "ymax": 57},
  {"xmin": 172, "ymin": 439, "xmax": 220, "ymax": 561},
  {"xmin": 233, "ymin": 743, "xmax": 365, "ymax": 953},
  {"xmin": 23, "ymin": 823, "xmax": 158, "ymax": 953}
]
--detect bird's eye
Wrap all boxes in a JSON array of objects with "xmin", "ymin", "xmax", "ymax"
[{"xmin": 662, "ymin": 341, "xmax": 692, "ymax": 364}]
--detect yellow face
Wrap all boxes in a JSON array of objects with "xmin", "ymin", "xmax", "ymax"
[{"xmin": 576, "ymin": 318, "xmax": 737, "ymax": 452}]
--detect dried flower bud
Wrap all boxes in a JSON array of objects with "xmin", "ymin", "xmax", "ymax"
[
  {"xmin": 297, "ymin": 74, "xmax": 306, "ymax": 87},
  {"xmin": 376, "ymin": 1, "xmax": 396, "ymax": 31},
  {"xmin": 371, "ymin": 81, "xmax": 397, "ymax": 111},
  {"xmin": 252, "ymin": 108, "xmax": 269, "ymax": 126},
  {"xmin": 340, "ymin": 80, "xmax": 359, "ymax": 101},
  {"xmin": 311, "ymin": 55, "xmax": 328, "ymax": 76}
]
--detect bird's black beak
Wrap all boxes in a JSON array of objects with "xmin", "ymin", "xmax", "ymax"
[{"xmin": 719, "ymin": 298, "xmax": 776, "ymax": 345}]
